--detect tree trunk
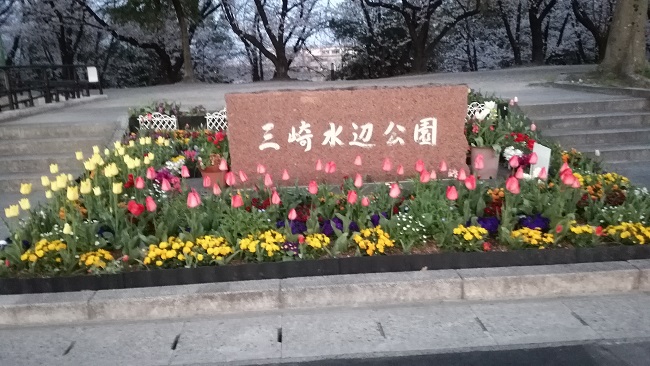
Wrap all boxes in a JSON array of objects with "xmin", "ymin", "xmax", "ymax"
[
  {"xmin": 410, "ymin": 39, "xmax": 428, "ymax": 74},
  {"xmin": 529, "ymin": 15, "xmax": 545, "ymax": 64},
  {"xmin": 600, "ymin": 0, "xmax": 648, "ymax": 75},
  {"xmin": 171, "ymin": 0, "xmax": 195, "ymax": 82},
  {"xmin": 272, "ymin": 54, "xmax": 291, "ymax": 80}
]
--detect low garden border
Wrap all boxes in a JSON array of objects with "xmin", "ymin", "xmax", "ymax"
[{"xmin": 2, "ymin": 245, "xmax": 650, "ymax": 295}]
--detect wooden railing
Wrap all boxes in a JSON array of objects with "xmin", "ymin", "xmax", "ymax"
[{"xmin": 0, "ymin": 65, "xmax": 103, "ymax": 112}]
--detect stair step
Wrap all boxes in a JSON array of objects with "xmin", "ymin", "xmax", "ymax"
[
  {"xmin": 578, "ymin": 144, "xmax": 650, "ymax": 162},
  {"xmin": 0, "ymin": 171, "xmax": 81, "ymax": 193},
  {"xmin": 0, "ymin": 121, "xmax": 122, "ymax": 140},
  {"xmin": 542, "ymin": 127, "xmax": 650, "ymax": 146},
  {"xmin": 0, "ymin": 154, "xmax": 80, "ymax": 174},
  {"xmin": 0, "ymin": 136, "xmax": 110, "ymax": 156},
  {"xmin": 602, "ymin": 161, "xmax": 650, "ymax": 188},
  {"xmin": 533, "ymin": 112, "xmax": 650, "ymax": 131},
  {"xmin": 521, "ymin": 98, "xmax": 648, "ymax": 117}
]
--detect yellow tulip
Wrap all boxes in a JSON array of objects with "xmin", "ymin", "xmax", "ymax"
[
  {"xmin": 19, "ymin": 198, "xmax": 30, "ymax": 210},
  {"xmin": 75, "ymin": 151, "xmax": 84, "ymax": 161},
  {"xmin": 49, "ymin": 164, "xmax": 59, "ymax": 174},
  {"xmin": 93, "ymin": 186, "xmax": 102, "ymax": 196},
  {"xmin": 45, "ymin": 190, "xmax": 53, "ymax": 199},
  {"xmin": 66, "ymin": 186, "xmax": 79, "ymax": 201},
  {"xmin": 80, "ymin": 179, "xmax": 92, "ymax": 195},
  {"xmin": 20, "ymin": 183, "xmax": 32, "ymax": 195},
  {"xmin": 93, "ymin": 145, "xmax": 100, "ymax": 154},
  {"xmin": 63, "ymin": 223, "xmax": 73, "ymax": 235},
  {"xmin": 67, "ymin": 174, "xmax": 74, "ymax": 182},
  {"xmin": 133, "ymin": 158, "xmax": 141, "ymax": 168},
  {"xmin": 41, "ymin": 176, "xmax": 50, "ymax": 187},
  {"xmin": 148, "ymin": 153, "xmax": 155, "ymax": 160},
  {"xmin": 125, "ymin": 159, "xmax": 135, "ymax": 170},
  {"xmin": 114, "ymin": 141, "xmax": 122, "ymax": 149},
  {"xmin": 84, "ymin": 160, "xmax": 97, "ymax": 171},
  {"xmin": 112, "ymin": 182, "xmax": 123, "ymax": 195},
  {"xmin": 4, "ymin": 205, "xmax": 19, "ymax": 218},
  {"xmin": 145, "ymin": 137, "xmax": 152, "ymax": 145},
  {"xmin": 128, "ymin": 140, "xmax": 135, "ymax": 147},
  {"xmin": 51, "ymin": 181, "xmax": 60, "ymax": 192},
  {"xmin": 144, "ymin": 156, "xmax": 151, "ymax": 165},
  {"xmin": 164, "ymin": 140, "xmax": 170, "ymax": 147},
  {"xmin": 104, "ymin": 163, "xmax": 119, "ymax": 178},
  {"xmin": 116, "ymin": 147, "xmax": 125, "ymax": 156},
  {"xmin": 56, "ymin": 174, "xmax": 68, "ymax": 187},
  {"xmin": 104, "ymin": 148, "xmax": 110, "ymax": 156}
]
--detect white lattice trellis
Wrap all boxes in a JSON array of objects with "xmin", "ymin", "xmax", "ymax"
[
  {"xmin": 205, "ymin": 108, "xmax": 227, "ymax": 131},
  {"xmin": 137, "ymin": 113, "xmax": 178, "ymax": 130},
  {"xmin": 466, "ymin": 102, "xmax": 485, "ymax": 120}
]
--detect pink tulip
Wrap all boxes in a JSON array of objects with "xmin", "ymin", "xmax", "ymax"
[
  {"xmin": 238, "ymin": 170, "xmax": 248, "ymax": 183},
  {"xmin": 430, "ymin": 170, "xmax": 437, "ymax": 180},
  {"xmin": 397, "ymin": 165, "xmax": 404, "ymax": 175},
  {"xmin": 506, "ymin": 176, "xmax": 520, "ymax": 194},
  {"xmin": 415, "ymin": 159, "xmax": 425, "ymax": 173},
  {"xmin": 325, "ymin": 161, "xmax": 336, "ymax": 174},
  {"xmin": 562, "ymin": 172, "xmax": 576, "ymax": 186},
  {"xmin": 571, "ymin": 179, "xmax": 581, "ymax": 188},
  {"xmin": 537, "ymin": 167, "xmax": 548, "ymax": 180},
  {"xmin": 271, "ymin": 190, "xmax": 281, "ymax": 205},
  {"xmin": 446, "ymin": 186, "xmax": 458, "ymax": 200},
  {"xmin": 509, "ymin": 99, "xmax": 515, "ymax": 106},
  {"xmin": 146, "ymin": 167, "xmax": 156, "ymax": 180},
  {"xmin": 225, "ymin": 172, "xmax": 236, "ymax": 186},
  {"xmin": 354, "ymin": 155, "xmax": 362, "ymax": 166},
  {"xmin": 361, "ymin": 196, "xmax": 370, "ymax": 207},
  {"xmin": 161, "ymin": 178, "xmax": 171, "ymax": 192},
  {"xmin": 202, "ymin": 175, "xmax": 211, "ymax": 188},
  {"xmin": 181, "ymin": 165, "xmax": 190, "ymax": 178},
  {"xmin": 256, "ymin": 164, "xmax": 266, "ymax": 174},
  {"xmin": 354, "ymin": 173, "xmax": 363, "ymax": 188},
  {"xmin": 213, "ymin": 183, "xmax": 221, "ymax": 195},
  {"xmin": 458, "ymin": 169, "xmax": 467, "ymax": 182},
  {"xmin": 474, "ymin": 154, "xmax": 484, "ymax": 170},
  {"xmin": 389, "ymin": 183, "xmax": 401, "ymax": 198},
  {"xmin": 282, "ymin": 169, "xmax": 290, "ymax": 181},
  {"xmin": 145, "ymin": 196, "xmax": 157, "ymax": 212},
  {"xmin": 382, "ymin": 158, "xmax": 392, "ymax": 172},
  {"xmin": 508, "ymin": 156, "xmax": 520, "ymax": 168},
  {"xmin": 231, "ymin": 194, "xmax": 243, "ymax": 208},
  {"xmin": 219, "ymin": 159, "xmax": 228, "ymax": 171},
  {"xmin": 560, "ymin": 162, "xmax": 570, "ymax": 174},
  {"xmin": 515, "ymin": 167, "xmax": 524, "ymax": 179},
  {"xmin": 528, "ymin": 152, "xmax": 538, "ymax": 165},
  {"xmin": 187, "ymin": 189, "xmax": 201, "ymax": 208},
  {"xmin": 347, "ymin": 190, "xmax": 358, "ymax": 204},
  {"xmin": 315, "ymin": 159, "xmax": 323, "ymax": 171},
  {"xmin": 420, "ymin": 170, "xmax": 431, "ymax": 183},
  {"xmin": 465, "ymin": 175, "xmax": 477, "ymax": 190},
  {"xmin": 530, "ymin": 123, "xmax": 537, "ymax": 131},
  {"xmin": 308, "ymin": 180, "xmax": 318, "ymax": 195},
  {"xmin": 135, "ymin": 176, "xmax": 145, "ymax": 190},
  {"xmin": 288, "ymin": 208, "xmax": 297, "ymax": 221},
  {"xmin": 439, "ymin": 161, "xmax": 448, "ymax": 172},
  {"xmin": 264, "ymin": 173, "xmax": 273, "ymax": 188}
]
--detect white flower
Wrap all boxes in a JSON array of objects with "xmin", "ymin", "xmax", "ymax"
[
  {"xmin": 595, "ymin": 149, "xmax": 601, "ymax": 157},
  {"xmin": 484, "ymin": 101, "xmax": 497, "ymax": 110}
]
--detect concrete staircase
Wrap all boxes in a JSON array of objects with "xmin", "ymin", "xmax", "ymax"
[{"xmin": 521, "ymin": 97, "xmax": 650, "ymax": 187}]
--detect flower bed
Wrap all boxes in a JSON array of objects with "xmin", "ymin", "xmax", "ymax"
[{"xmin": 1, "ymin": 93, "xmax": 649, "ymax": 293}]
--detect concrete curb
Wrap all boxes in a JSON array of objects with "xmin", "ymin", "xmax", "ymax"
[
  {"xmin": 2, "ymin": 260, "xmax": 649, "ymax": 326},
  {"xmin": 545, "ymin": 81, "xmax": 650, "ymax": 99},
  {"xmin": 0, "ymin": 94, "xmax": 108, "ymax": 123}
]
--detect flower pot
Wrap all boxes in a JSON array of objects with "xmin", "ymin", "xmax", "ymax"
[
  {"xmin": 200, "ymin": 165, "xmax": 227, "ymax": 187},
  {"xmin": 471, "ymin": 147, "xmax": 499, "ymax": 180}
]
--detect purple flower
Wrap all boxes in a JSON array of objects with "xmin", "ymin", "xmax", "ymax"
[
  {"xmin": 282, "ymin": 242, "xmax": 299, "ymax": 256},
  {"xmin": 320, "ymin": 217, "xmax": 359, "ymax": 236},
  {"xmin": 519, "ymin": 213, "xmax": 550, "ymax": 231},
  {"xmin": 370, "ymin": 212, "xmax": 389, "ymax": 227},
  {"xmin": 276, "ymin": 220, "xmax": 307, "ymax": 235},
  {"xmin": 473, "ymin": 217, "xmax": 500, "ymax": 235}
]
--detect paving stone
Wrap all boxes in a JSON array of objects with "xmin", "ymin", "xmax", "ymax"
[
  {"xmin": 0, "ymin": 291, "xmax": 93, "ymax": 326},
  {"xmin": 0, "ymin": 325, "xmax": 80, "ymax": 366}
]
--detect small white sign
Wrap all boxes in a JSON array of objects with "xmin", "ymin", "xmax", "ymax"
[
  {"xmin": 86, "ymin": 66, "xmax": 99, "ymax": 83},
  {"xmin": 530, "ymin": 142, "xmax": 552, "ymax": 180}
]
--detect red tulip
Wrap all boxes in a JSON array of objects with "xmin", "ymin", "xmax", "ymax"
[
  {"xmin": 308, "ymin": 180, "xmax": 318, "ymax": 195},
  {"xmin": 288, "ymin": 208, "xmax": 297, "ymax": 221},
  {"xmin": 474, "ymin": 154, "xmax": 484, "ymax": 170},
  {"xmin": 595, "ymin": 226, "xmax": 603, "ymax": 236},
  {"xmin": 506, "ymin": 176, "xmax": 520, "ymax": 194},
  {"xmin": 271, "ymin": 190, "xmax": 281, "ymax": 205},
  {"xmin": 161, "ymin": 178, "xmax": 171, "ymax": 192},
  {"xmin": 508, "ymin": 156, "xmax": 519, "ymax": 168},
  {"xmin": 458, "ymin": 169, "xmax": 467, "ymax": 182},
  {"xmin": 354, "ymin": 173, "xmax": 363, "ymax": 188},
  {"xmin": 127, "ymin": 200, "xmax": 145, "ymax": 216},
  {"xmin": 446, "ymin": 186, "xmax": 458, "ymax": 200},
  {"xmin": 213, "ymin": 183, "xmax": 221, "ymax": 195},
  {"xmin": 145, "ymin": 196, "xmax": 157, "ymax": 212},
  {"xmin": 464, "ymin": 175, "xmax": 477, "ymax": 190},
  {"xmin": 347, "ymin": 190, "xmax": 358, "ymax": 204},
  {"xmin": 181, "ymin": 165, "xmax": 190, "ymax": 178},
  {"xmin": 555, "ymin": 224, "xmax": 563, "ymax": 233},
  {"xmin": 528, "ymin": 152, "xmax": 538, "ymax": 164},
  {"xmin": 264, "ymin": 173, "xmax": 273, "ymax": 188},
  {"xmin": 354, "ymin": 155, "xmax": 362, "ymax": 166},
  {"xmin": 225, "ymin": 172, "xmax": 236, "ymax": 186},
  {"xmin": 382, "ymin": 158, "xmax": 392, "ymax": 172},
  {"xmin": 135, "ymin": 176, "xmax": 145, "ymax": 190},
  {"xmin": 238, "ymin": 170, "xmax": 248, "ymax": 183},
  {"xmin": 202, "ymin": 175, "xmax": 211, "ymax": 188},
  {"xmin": 361, "ymin": 196, "xmax": 370, "ymax": 207},
  {"xmin": 256, "ymin": 164, "xmax": 266, "ymax": 174},
  {"xmin": 187, "ymin": 189, "xmax": 201, "ymax": 208},
  {"xmin": 420, "ymin": 170, "xmax": 431, "ymax": 183},
  {"xmin": 515, "ymin": 167, "xmax": 524, "ymax": 179},
  {"xmin": 439, "ymin": 160, "xmax": 448, "ymax": 172},
  {"xmin": 231, "ymin": 194, "xmax": 243, "ymax": 208},
  {"xmin": 315, "ymin": 159, "xmax": 323, "ymax": 171},
  {"xmin": 146, "ymin": 167, "xmax": 156, "ymax": 180},
  {"xmin": 219, "ymin": 159, "xmax": 228, "ymax": 171},
  {"xmin": 282, "ymin": 169, "xmax": 290, "ymax": 181},
  {"xmin": 389, "ymin": 183, "xmax": 401, "ymax": 198},
  {"xmin": 415, "ymin": 159, "xmax": 425, "ymax": 173},
  {"xmin": 325, "ymin": 161, "xmax": 336, "ymax": 174},
  {"xmin": 537, "ymin": 167, "xmax": 548, "ymax": 180},
  {"xmin": 397, "ymin": 165, "xmax": 404, "ymax": 175}
]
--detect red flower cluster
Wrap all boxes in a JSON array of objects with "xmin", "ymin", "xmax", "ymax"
[
  {"xmin": 124, "ymin": 174, "xmax": 135, "ymax": 189},
  {"xmin": 509, "ymin": 132, "xmax": 536, "ymax": 150},
  {"xmin": 207, "ymin": 131, "xmax": 226, "ymax": 144}
]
